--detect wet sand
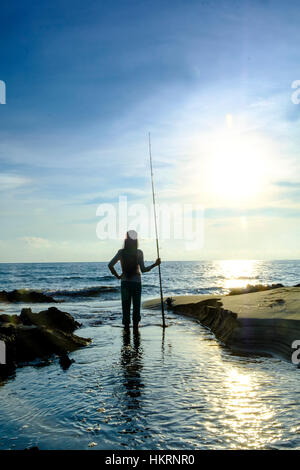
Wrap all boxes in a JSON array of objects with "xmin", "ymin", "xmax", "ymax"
[{"xmin": 144, "ymin": 287, "xmax": 300, "ymax": 362}]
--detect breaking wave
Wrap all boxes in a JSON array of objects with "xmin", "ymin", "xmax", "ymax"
[{"xmin": 48, "ymin": 285, "xmax": 119, "ymax": 299}]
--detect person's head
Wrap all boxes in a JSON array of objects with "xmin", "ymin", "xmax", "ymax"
[
  {"xmin": 122, "ymin": 230, "xmax": 138, "ymax": 276},
  {"xmin": 124, "ymin": 230, "xmax": 138, "ymax": 251}
]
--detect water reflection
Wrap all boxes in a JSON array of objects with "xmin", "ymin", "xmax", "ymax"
[
  {"xmin": 216, "ymin": 260, "xmax": 260, "ymax": 289},
  {"xmin": 120, "ymin": 329, "xmax": 144, "ymax": 408},
  {"xmin": 221, "ymin": 367, "xmax": 281, "ymax": 449},
  {"xmin": 161, "ymin": 327, "xmax": 165, "ymax": 362}
]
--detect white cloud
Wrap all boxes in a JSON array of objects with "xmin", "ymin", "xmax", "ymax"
[
  {"xmin": 21, "ymin": 237, "xmax": 51, "ymax": 248},
  {"xmin": 0, "ymin": 173, "xmax": 30, "ymax": 191}
]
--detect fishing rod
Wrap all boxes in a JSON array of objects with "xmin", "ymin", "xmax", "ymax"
[{"xmin": 148, "ymin": 132, "xmax": 166, "ymax": 328}]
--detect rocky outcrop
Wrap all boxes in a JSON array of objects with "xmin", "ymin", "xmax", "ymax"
[
  {"xmin": 0, "ymin": 307, "xmax": 91, "ymax": 377},
  {"xmin": 169, "ymin": 289, "xmax": 300, "ymax": 363},
  {"xmin": 228, "ymin": 283, "xmax": 284, "ymax": 296},
  {"xmin": 19, "ymin": 306, "xmax": 80, "ymax": 332},
  {"xmin": 172, "ymin": 298, "xmax": 239, "ymax": 343},
  {"xmin": 226, "ymin": 317, "xmax": 300, "ymax": 360},
  {"xmin": 0, "ymin": 290, "xmax": 57, "ymax": 303}
]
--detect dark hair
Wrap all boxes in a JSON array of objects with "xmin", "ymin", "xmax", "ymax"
[{"xmin": 122, "ymin": 231, "xmax": 138, "ymax": 277}]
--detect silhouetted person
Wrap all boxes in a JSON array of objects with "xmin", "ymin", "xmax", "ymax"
[{"xmin": 108, "ymin": 230, "xmax": 160, "ymax": 330}]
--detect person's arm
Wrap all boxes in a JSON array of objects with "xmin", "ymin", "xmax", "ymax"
[
  {"xmin": 138, "ymin": 250, "xmax": 161, "ymax": 273},
  {"xmin": 108, "ymin": 250, "xmax": 122, "ymax": 280}
]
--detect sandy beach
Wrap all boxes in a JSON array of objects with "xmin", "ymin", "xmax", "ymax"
[{"xmin": 144, "ymin": 287, "xmax": 300, "ymax": 363}]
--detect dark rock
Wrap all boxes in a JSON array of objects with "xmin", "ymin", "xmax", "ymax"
[
  {"xmin": 0, "ymin": 313, "xmax": 22, "ymax": 324},
  {"xmin": 59, "ymin": 353, "xmax": 75, "ymax": 370},
  {"xmin": 0, "ymin": 307, "xmax": 91, "ymax": 377},
  {"xmin": 172, "ymin": 298, "xmax": 238, "ymax": 343},
  {"xmin": 20, "ymin": 306, "xmax": 81, "ymax": 332},
  {"xmin": 0, "ymin": 289, "xmax": 57, "ymax": 303},
  {"xmin": 228, "ymin": 283, "xmax": 284, "ymax": 296}
]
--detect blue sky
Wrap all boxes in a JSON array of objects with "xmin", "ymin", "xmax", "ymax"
[{"xmin": 0, "ymin": 0, "xmax": 300, "ymax": 261}]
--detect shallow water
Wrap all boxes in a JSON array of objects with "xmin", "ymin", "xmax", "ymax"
[
  {"xmin": 0, "ymin": 261, "xmax": 299, "ymax": 449},
  {"xmin": 1, "ymin": 307, "xmax": 300, "ymax": 450}
]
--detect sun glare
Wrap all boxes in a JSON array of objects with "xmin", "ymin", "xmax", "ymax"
[
  {"xmin": 206, "ymin": 129, "xmax": 267, "ymax": 202},
  {"xmin": 217, "ymin": 259, "xmax": 259, "ymax": 289}
]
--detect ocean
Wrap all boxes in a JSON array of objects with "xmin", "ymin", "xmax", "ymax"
[{"xmin": 0, "ymin": 260, "xmax": 299, "ymax": 450}]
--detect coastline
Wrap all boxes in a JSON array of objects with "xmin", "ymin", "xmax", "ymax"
[{"xmin": 143, "ymin": 287, "xmax": 300, "ymax": 363}]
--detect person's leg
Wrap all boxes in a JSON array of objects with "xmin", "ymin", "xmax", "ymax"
[
  {"xmin": 121, "ymin": 281, "xmax": 132, "ymax": 327},
  {"xmin": 132, "ymin": 282, "xmax": 142, "ymax": 328}
]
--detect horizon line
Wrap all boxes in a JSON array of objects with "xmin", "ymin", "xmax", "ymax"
[{"xmin": 0, "ymin": 258, "xmax": 299, "ymax": 265}]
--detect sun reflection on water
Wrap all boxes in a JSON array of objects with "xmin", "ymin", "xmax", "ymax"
[
  {"xmin": 220, "ymin": 367, "xmax": 282, "ymax": 449},
  {"xmin": 216, "ymin": 259, "xmax": 261, "ymax": 290}
]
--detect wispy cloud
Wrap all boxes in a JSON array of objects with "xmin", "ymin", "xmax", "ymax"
[
  {"xmin": 0, "ymin": 173, "xmax": 30, "ymax": 191},
  {"xmin": 21, "ymin": 237, "xmax": 51, "ymax": 248},
  {"xmin": 205, "ymin": 206, "xmax": 300, "ymax": 219},
  {"xmin": 275, "ymin": 181, "xmax": 300, "ymax": 188},
  {"xmin": 77, "ymin": 188, "xmax": 148, "ymax": 205}
]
